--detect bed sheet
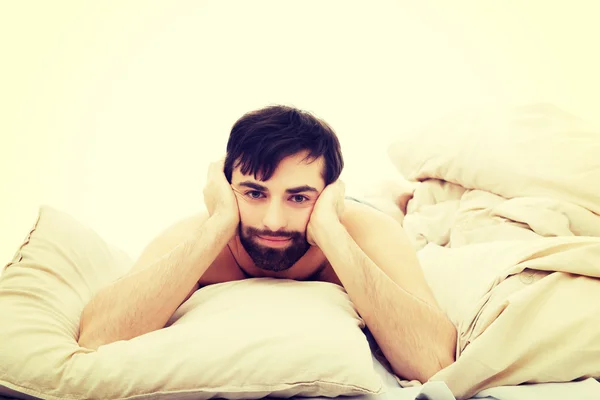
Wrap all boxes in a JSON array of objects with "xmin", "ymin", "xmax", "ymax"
[
  {"xmin": 2, "ymin": 379, "xmax": 599, "ymax": 400},
  {"xmin": 289, "ymin": 327, "xmax": 600, "ymax": 400}
]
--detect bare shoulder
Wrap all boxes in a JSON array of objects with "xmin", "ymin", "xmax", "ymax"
[
  {"xmin": 128, "ymin": 210, "xmax": 210, "ymax": 274},
  {"xmin": 342, "ymin": 198, "xmax": 410, "ymax": 254},
  {"xmin": 342, "ymin": 199, "xmax": 394, "ymax": 226}
]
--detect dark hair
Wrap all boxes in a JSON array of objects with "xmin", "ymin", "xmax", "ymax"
[{"xmin": 224, "ymin": 105, "xmax": 343, "ymax": 185}]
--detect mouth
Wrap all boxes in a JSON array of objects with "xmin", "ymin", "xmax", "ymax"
[{"xmin": 257, "ymin": 235, "xmax": 292, "ymax": 247}]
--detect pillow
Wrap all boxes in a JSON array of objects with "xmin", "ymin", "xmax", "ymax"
[
  {"xmin": 387, "ymin": 103, "xmax": 600, "ymax": 215},
  {"xmin": 0, "ymin": 205, "xmax": 383, "ymax": 400}
]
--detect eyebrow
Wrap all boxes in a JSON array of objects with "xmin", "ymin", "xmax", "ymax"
[{"xmin": 238, "ymin": 181, "xmax": 318, "ymax": 194}]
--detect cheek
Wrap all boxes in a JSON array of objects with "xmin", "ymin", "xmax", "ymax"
[
  {"xmin": 238, "ymin": 202, "xmax": 258, "ymax": 225},
  {"xmin": 295, "ymin": 207, "xmax": 314, "ymax": 231}
]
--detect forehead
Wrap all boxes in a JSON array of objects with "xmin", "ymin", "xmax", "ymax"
[{"xmin": 232, "ymin": 153, "xmax": 325, "ymax": 189}]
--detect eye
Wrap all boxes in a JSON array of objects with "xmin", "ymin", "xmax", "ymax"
[
  {"xmin": 245, "ymin": 190, "xmax": 265, "ymax": 199},
  {"xmin": 290, "ymin": 195, "xmax": 308, "ymax": 203}
]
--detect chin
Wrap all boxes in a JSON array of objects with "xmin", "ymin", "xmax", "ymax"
[
  {"xmin": 245, "ymin": 241, "xmax": 308, "ymax": 273},
  {"xmin": 254, "ymin": 264, "xmax": 295, "ymax": 273},
  {"xmin": 239, "ymin": 226, "xmax": 310, "ymax": 273}
]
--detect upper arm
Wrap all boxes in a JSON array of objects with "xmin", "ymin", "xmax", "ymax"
[
  {"xmin": 342, "ymin": 202, "xmax": 439, "ymax": 308},
  {"xmin": 127, "ymin": 211, "xmax": 210, "ymax": 300}
]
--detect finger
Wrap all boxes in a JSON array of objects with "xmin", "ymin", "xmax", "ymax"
[
  {"xmin": 231, "ymin": 185, "xmax": 253, "ymax": 205},
  {"xmin": 231, "ymin": 185, "xmax": 244, "ymax": 197},
  {"xmin": 208, "ymin": 157, "xmax": 226, "ymax": 178},
  {"xmin": 328, "ymin": 179, "xmax": 345, "ymax": 196}
]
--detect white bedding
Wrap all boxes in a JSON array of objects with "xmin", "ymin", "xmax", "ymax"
[{"xmin": 382, "ymin": 103, "xmax": 600, "ymax": 399}]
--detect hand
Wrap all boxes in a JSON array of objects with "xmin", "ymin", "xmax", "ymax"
[
  {"xmin": 203, "ymin": 158, "xmax": 240, "ymax": 228},
  {"xmin": 306, "ymin": 179, "xmax": 346, "ymax": 246}
]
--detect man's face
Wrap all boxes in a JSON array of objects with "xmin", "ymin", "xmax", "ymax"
[{"xmin": 230, "ymin": 152, "xmax": 326, "ymax": 272}]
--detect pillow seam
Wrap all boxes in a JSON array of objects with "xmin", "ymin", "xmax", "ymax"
[{"xmin": 2, "ymin": 209, "xmax": 42, "ymax": 272}]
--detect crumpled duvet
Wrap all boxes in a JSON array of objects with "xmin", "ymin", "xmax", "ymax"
[{"xmin": 385, "ymin": 104, "xmax": 600, "ymax": 399}]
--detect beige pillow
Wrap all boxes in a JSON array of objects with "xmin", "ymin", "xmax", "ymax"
[
  {"xmin": 0, "ymin": 206, "xmax": 383, "ymax": 400},
  {"xmin": 387, "ymin": 103, "xmax": 600, "ymax": 216}
]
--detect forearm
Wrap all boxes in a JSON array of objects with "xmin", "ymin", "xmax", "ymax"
[
  {"xmin": 78, "ymin": 214, "xmax": 235, "ymax": 349},
  {"xmin": 315, "ymin": 222, "xmax": 456, "ymax": 382}
]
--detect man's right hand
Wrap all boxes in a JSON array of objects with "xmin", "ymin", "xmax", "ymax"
[{"xmin": 203, "ymin": 158, "xmax": 240, "ymax": 232}]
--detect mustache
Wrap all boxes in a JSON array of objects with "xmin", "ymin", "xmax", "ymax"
[{"xmin": 245, "ymin": 226, "xmax": 303, "ymax": 239}]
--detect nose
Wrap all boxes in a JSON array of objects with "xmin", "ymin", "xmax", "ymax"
[{"xmin": 262, "ymin": 200, "xmax": 287, "ymax": 232}]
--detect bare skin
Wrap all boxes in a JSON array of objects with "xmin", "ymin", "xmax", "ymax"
[
  {"xmin": 78, "ymin": 153, "xmax": 456, "ymax": 383},
  {"xmin": 181, "ymin": 207, "xmax": 343, "ymax": 289}
]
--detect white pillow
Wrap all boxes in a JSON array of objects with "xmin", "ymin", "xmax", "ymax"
[
  {"xmin": 0, "ymin": 205, "xmax": 383, "ymax": 399},
  {"xmin": 387, "ymin": 103, "xmax": 600, "ymax": 215}
]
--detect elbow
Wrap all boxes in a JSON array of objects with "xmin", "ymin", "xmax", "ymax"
[
  {"xmin": 78, "ymin": 305, "xmax": 107, "ymax": 351},
  {"xmin": 423, "ymin": 317, "xmax": 458, "ymax": 382},
  {"xmin": 78, "ymin": 321, "xmax": 115, "ymax": 350},
  {"xmin": 78, "ymin": 321, "xmax": 101, "ymax": 351},
  {"xmin": 411, "ymin": 351, "xmax": 456, "ymax": 384},
  {"xmin": 78, "ymin": 326, "xmax": 120, "ymax": 351},
  {"xmin": 439, "ymin": 317, "xmax": 458, "ymax": 369},
  {"xmin": 77, "ymin": 332, "xmax": 101, "ymax": 351},
  {"xmin": 403, "ymin": 317, "xmax": 458, "ymax": 383},
  {"xmin": 77, "ymin": 317, "xmax": 102, "ymax": 350}
]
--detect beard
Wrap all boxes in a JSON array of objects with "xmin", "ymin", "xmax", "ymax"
[{"xmin": 239, "ymin": 224, "xmax": 310, "ymax": 272}]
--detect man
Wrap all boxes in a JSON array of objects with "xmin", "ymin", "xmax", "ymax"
[{"xmin": 78, "ymin": 105, "xmax": 457, "ymax": 383}]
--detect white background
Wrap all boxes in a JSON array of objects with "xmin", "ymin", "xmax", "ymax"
[{"xmin": 2, "ymin": 1, "xmax": 599, "ymax": 263}]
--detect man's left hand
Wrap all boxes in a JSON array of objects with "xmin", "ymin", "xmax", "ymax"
[{"xmin": 307, "ymin": 179, "xmax": 346, "ymax": 246}]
